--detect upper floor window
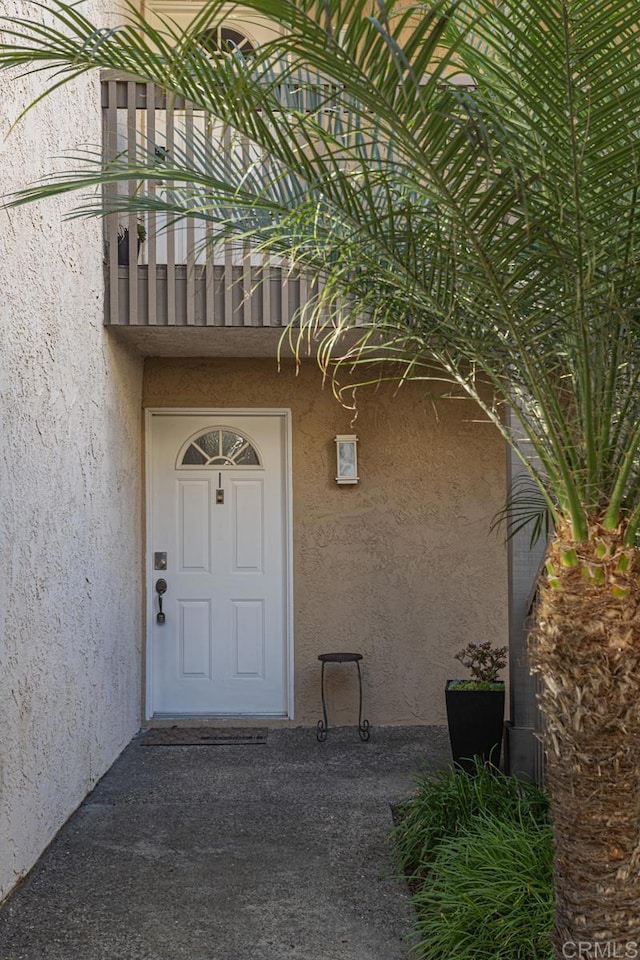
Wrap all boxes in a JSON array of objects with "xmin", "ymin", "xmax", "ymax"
[{"xmin": 198, "ymin": 26, "xmax": 255, "ymax": 58}]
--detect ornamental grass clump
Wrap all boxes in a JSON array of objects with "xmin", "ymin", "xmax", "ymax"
[
  {"xmin": 392, "ymin": 758, "xmax": 549, "ymax": 885},
  {"xmin": 411, "ymin": 815, "xmax": 554, "ymax": 960},
  {"xmin": 393, "ymin": 762, "xmax": 553, "ymax": 959}
]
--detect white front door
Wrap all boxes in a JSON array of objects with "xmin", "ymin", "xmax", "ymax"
[{"xmin": 147, "ymin": 411, "xmax": 291, "ymax": 717}]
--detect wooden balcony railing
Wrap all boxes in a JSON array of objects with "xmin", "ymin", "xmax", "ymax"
[{"xmin": 102, "ymin": 75, "xmax": 317, "ymax": 328}]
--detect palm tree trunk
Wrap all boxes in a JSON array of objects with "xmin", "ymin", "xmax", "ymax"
[{"xmin": 530, "ymin": 524, "xmax": 640, "ymax": 956}]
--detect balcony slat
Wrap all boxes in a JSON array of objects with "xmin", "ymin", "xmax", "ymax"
[
  {"xmin": 186, "ymin": 107, "xmax": 196, "ymax": 325},
  {"xmin": 127, "ymin": 79, "xmax": 139, "ymax": 325},
  {"xmin": 241, "ymin": 136, "xmax": 253, "ymax": 327},
  {"xmin": 146, "ymin": 81, "xmax": 157, "ymax": 325},
  {"xmin": 106, "ymin": 80, "xmax": 120, "ymax": 324},
  {"xmin": 223, "ymin": 126, "xmax": 234, "ymax": 326},
  {"xmin": 281, "ymin": 260, "xmax": 289, "ymax": 330},
  {"xmin": 299, "ymin": 272, "xmax": 309, "ymax": 327},
  {"xmin": 261, "ymin": 260, "xmax": 272, "ymax": 327},
  {"xmin": 165, "ymin": 95, "xmax": 176, "ymax": 326},
  {"xmin": 204, "ymin": 120, "xmax": 216, "ymax": 326}
]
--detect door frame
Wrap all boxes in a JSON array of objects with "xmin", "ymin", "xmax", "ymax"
[{"xmin": 144, "ymin": 407, "xmax": 294, "ymax": 720}]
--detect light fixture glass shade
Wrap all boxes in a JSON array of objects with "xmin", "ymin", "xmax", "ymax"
[{"xmin": 335, "ymin": 435, "xmax": 359, "ymax": 484}]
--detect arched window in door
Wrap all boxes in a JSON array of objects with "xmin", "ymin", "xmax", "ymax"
[{"xmin": 179, "ymin": 428, "xmax": 261, "ymax": 467}]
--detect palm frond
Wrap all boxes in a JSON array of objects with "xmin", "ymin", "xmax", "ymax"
[
  {"xmin": 3, "ymin": 0, "xmax": 640, "ymax": 541},
  {"xmin": 491, "ymin": 473, "xmax": 553, "ymax": 548}
]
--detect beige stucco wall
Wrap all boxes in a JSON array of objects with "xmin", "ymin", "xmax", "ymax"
[
  {"xmin": 0, "ymin": 2, "xmax": 143, "ymax": 902},
  {"xmin": 144, "ymin": 358, "xmax": 508, "ymax": 727}
]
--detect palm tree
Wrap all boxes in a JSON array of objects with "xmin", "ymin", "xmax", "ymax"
[{"xmin": 2, "ymin": 0, "xmax": 640, "ymax": 951}]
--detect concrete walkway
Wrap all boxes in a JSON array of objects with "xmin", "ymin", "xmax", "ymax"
[{"xmin": 0, "ymin": 726, "xmax": 450, "ymax": 960}]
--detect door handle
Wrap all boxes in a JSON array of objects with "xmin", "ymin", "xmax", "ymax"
[{"xmin": 155, "ymin": 578, "xmax": 167, "ymax": 625}]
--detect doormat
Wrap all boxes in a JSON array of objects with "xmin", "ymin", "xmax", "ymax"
[{"xmin": 141, "ymin": 727, "xmax": 268, "ymax": 746}]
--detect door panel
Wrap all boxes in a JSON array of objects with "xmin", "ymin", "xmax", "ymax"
[
  {"xmin": 178, "ymin": 481, "xmax": 211, "ymax": 571},
  {"xmin": 232, "ymin": 479, "xmax": 263, "ymax": 571},
  {"xmin": 149, "ymin": 412, "xmax": 289, "ymax": 716},
  {"xmin": 233, "ymin": 600, "xmax": 265, "ymax": 677}
]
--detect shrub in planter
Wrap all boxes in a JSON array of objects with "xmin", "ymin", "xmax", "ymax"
[{"xmin": 446, "ymin": 641, "xmax": 508, "ymax": 771}]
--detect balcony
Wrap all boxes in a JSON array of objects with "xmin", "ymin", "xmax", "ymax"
[{"xmin": 102, "ymin": 74, "xmax": 317, "ymax": 352}]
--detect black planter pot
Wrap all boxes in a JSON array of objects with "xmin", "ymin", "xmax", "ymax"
[
  {"xmin": 445, "ymin": 681, "xmax": 505, "ymax": 773},
  {"xmin": 117, "ymin": 229, "xmax": 142, "ymax": 266}
]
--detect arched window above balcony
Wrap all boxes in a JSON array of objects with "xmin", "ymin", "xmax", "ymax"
[{"xmin": 197, "ymin": 26, "xmax": 255, "ymax": 58}]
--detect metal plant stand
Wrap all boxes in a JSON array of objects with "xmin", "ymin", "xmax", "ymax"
[{"xmin": 316, "ymin": 652, "xmax": 371, "ymax": 742}]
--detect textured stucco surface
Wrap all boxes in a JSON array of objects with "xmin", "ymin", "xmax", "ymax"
[
  {"xmin": 144, "ymin": 358, "xmax": 508, "ymax": 727},
  {"xmin": 0, "ymin": 2, "xmax": 143, "ymax": 902}
]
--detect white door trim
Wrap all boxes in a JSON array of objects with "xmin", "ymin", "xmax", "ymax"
[{"xmin": 144, "ymin": 407, "xmax": 294, "ymax": 720}]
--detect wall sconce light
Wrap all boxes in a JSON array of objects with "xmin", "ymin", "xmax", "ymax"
[{"xmin": 335, "ymin": 435, "xmax": 359, "ymax": 484}]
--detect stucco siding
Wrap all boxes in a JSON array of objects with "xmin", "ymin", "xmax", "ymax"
[
  {"xmin": 0, "ymin": 2, "xmax": 143, "ymax": 901},
  {"xmin": 144, "ymin": 358, "xmax": 508, "ymax": 727}
]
